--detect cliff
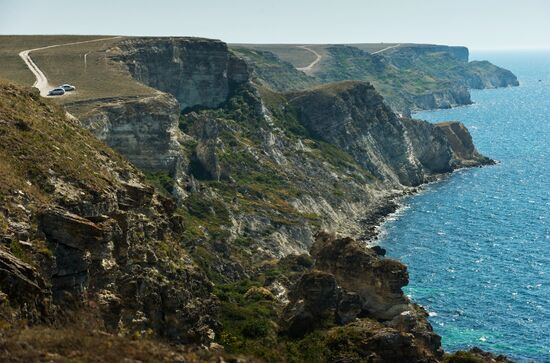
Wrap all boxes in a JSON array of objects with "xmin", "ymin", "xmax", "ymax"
[
  {"xmin": 111, "ymin": 37, "xmax": 250, "ymax": 112},
  {"xmin": 287, "ymin": 81, "xmax": 491, "ymax": 187},
  {"xmin": 0, "ymin": 35, "xmax": 509, "ymax": 362},
  {"xmin": 73, "ymin": 37, "xmax": 492, "ymax": 269},
  {"xmin": 232, "ymin": 43, "xmax": 519, "ymax": 115},
  {"xmin": 0, "ymin": 82, "xmax": 216, "ymax": 344},
  {"xmin": 278, "ymin": 232, "xmax": 443, "ymax": 362},
  {"xmin": 70, "ymin": 37, "xmax": 254, "ymax": 201}
]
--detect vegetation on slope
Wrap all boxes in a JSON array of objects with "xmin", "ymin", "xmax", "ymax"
[
  {"xmin": 232, "ymin": 47, "xmax": 319, "ymax": 92},
  {"xmin": 230, "ymin": 43, "xmax": 517, "ymax": 114}
]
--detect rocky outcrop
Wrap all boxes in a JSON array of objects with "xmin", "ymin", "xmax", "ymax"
[
  {"xmin": 435, "ymin": 121, "xmax": 494, "ymax": 167},
  {"xmin": 465, "ymin": 61, "xmax": 520, "ymax": 89},
  {"xmin": 111, "ymin": 37, "xmax": 250, "ymax": 111},
  {"xmin": 280, "ymin": 232, "xmax": 443, "ymax": 362},
  {"xmin": 78, "ymin": 94, "xmax": 184, "ymax": 173},
  {"xmin": 325, "ymin": 317, "xmax": 441, "ymax": 363},
  {"xmin": 311, "ymin": 232, "xmax": 411, "ymax": 320},
  {"xmin": 444, "ymin": 347, "xmax": 517, "ymax": 363},
  {"xmin": 280, "ymin": 271, "xmax": 339, "ymax": 336},
  {"xmin": 40, "ymin": 181, "xmax": 217, "ymax": 343}
]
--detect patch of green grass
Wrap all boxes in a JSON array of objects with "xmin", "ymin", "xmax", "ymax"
[
  {"xmin": 9, "ymin": 240, "xmax": 32, "ymax": 264},
  {"xmin": 215, "ymin": 278, "xmax": 331, "ymax": 363},
  {"xmin": 145, "ymin": 172, "xmax": 174, "ymax": 196}
]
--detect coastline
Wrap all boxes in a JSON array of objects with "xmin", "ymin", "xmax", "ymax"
[{"xmin": 361, "ymin": 170, "xmax": 461, "ymax": 245}]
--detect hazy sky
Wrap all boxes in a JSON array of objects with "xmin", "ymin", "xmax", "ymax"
[{"xmin": 1, "ymin": 0, "xmax": 549, "ymax": 49}]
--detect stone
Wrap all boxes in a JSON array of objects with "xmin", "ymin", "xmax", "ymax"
[
  {"xmin": 0, "ymin": 246, "xmax": 50, "ymax": 321},
  {"xmin": 371, "ymin": 245, "xmax": 386, "ymax": 256},
  {"xmin": 336, "ymin": 291, "xmax": 363, "ymax": 324},
  {"xmin": 280, "ymin": 271, "xmax": 339, "ymax": 337},
  {"xmin": 311, "ymin": 232, "xmax": 410, "ymax": 320}
]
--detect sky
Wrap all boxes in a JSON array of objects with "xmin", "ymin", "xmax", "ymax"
[{"xmin": 1, "ymin": 0, "xmax": 549, "ymax": 50}]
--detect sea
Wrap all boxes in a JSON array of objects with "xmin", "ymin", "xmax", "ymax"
[{"xmin": 377, "ymin": 50, "xmax": 550, "ymax": 362}]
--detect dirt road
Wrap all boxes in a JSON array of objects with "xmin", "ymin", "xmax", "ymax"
[
  {"xmin": 18, "ymin": 36, "xmax": 122, "ymax": 97},
  {"xmin": 296, "ymin": 45, "xmax": 322, "ymax": 74}
]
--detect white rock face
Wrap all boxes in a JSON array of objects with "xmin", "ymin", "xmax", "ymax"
[{"xmin": 79, "ymin": 93, "xmax": 187, "ymax": 177}]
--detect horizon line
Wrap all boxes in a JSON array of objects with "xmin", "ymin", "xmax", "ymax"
[{"xmin": 1, "ymin": 33, "xmax": 549, "ymax": 51}]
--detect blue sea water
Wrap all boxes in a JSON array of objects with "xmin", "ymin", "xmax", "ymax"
[{"xmin": 378, "ymin": 51, "xmax": 550, "ymax": 362}]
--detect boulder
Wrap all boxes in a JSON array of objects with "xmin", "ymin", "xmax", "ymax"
[
  {"xmin": 280, "ymin": 271, "xmax": 339, "ymax": 337},
  {"xmin": 311, "ymin": 232, "xmax": 410, "ymax": 320}
]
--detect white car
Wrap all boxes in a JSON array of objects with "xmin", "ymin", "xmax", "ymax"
[
  {"xmin": 48, "ymin": 87, "xmax": 65, "ymax": 96},
  {"xmin": 60, "ymin": 84, "xmax": 76, "ymax": 91}
]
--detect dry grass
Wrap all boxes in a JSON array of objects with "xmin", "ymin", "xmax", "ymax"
[
  {"xmin": 0, "ymin": 35, "xmax": 156, "ymax": 108},
  {"xmin": 0, "ymin": 81, "xmax": 129, "ymax": 202},
  {"xmin": 32, "ymin": 38, "xmax": 157, "ymax": 103},
  {"xmin": 0, "ymin": 326, "xmax": 244, "ymax": 363},
  {"xmin": 0, "ymin": 35, "xmax": 106, "ymax": 86}
]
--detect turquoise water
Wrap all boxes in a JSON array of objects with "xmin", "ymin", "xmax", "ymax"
[{"xmin": 378, "ymin": 51, "xmax": 550, "ymax": 362}]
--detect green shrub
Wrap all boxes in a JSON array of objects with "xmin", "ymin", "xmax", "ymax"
[{"xmin": 241, "ymin": 319, "xmax": 270, "ymax": 338}]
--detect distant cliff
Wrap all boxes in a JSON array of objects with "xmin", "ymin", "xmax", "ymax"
[{"xmin": 231, "ymin": 43, "xmax": 519, "ymax": 114}]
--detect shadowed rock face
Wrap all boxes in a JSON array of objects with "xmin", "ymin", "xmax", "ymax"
[
  {"xmin": 0, "ymin": 248, "xmax": 50, "ymax": 322},
  {"xmin": 112, "ymin": 37, "xmax": 250, "ymax": 111}
]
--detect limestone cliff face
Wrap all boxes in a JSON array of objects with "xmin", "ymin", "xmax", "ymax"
[
  {"xmin": 111, "ymin": 37, "xmax": 250, "ymax": 111},
  {"xmin": 78, "ymin": 94, "xmax": 183, "ymax": 173},
  {"xmin": 76, "ymin": 93, "xmax": 189, "ymax": 200},
  {"xmin": 411, "ymin": 85, "xmax": 472, "ymax": 112},
  {"xmin": 287, "ymin": 81, "xmax": 483, "ymax": 187}
]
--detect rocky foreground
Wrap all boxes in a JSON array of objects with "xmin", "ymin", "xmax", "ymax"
[{"xmin": 0, "ymin": 36, "xmax": 516, "ymax": 362}]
